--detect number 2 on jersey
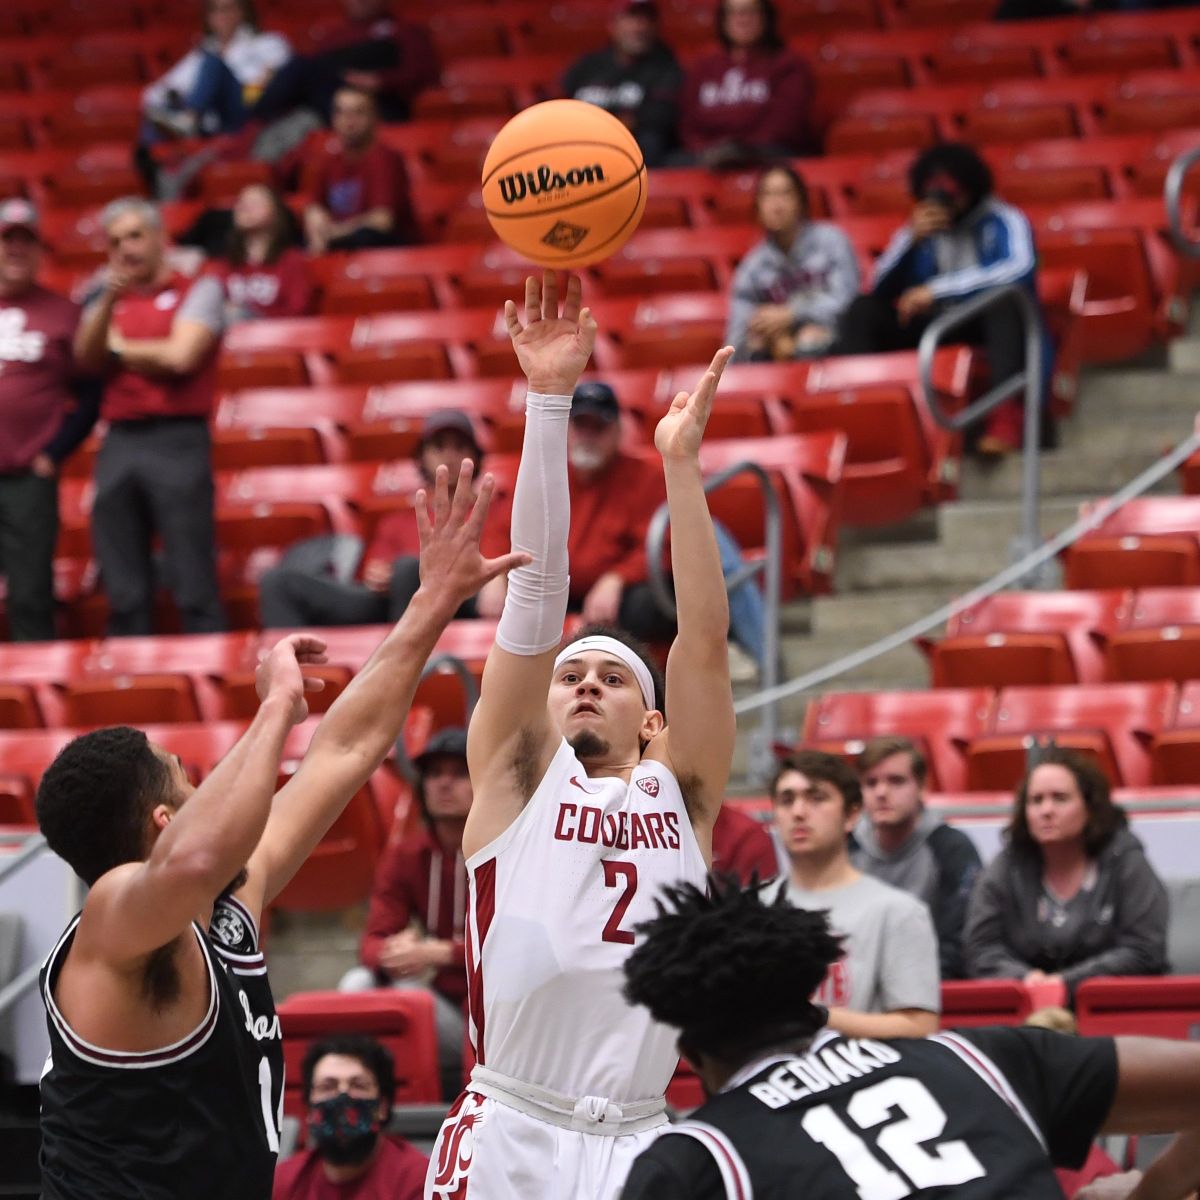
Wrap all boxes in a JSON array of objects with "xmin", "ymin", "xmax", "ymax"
[
  {"xmin": 801, "ymin": 1077, "xmax": 985, "ymax": 1200},
  {"xmin": 601, "ymin": 860, "xmax": 638, "ymax": 944}
]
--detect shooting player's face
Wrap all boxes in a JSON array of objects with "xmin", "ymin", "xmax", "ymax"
[{"xmin": 549, "ymin": 652, "xmax": 659, "ymax": 762}]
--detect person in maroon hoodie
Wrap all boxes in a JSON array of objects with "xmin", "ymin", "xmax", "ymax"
[
  {"xmin": 339, "ymin": 727, "xmax": 472, "ymax": 1101},
  {"xmin": 0, "ymin": 199, "xmax": 101, "ymax": 642},
  {"xmin": 249, "ymin": 0, "xmax": 437, "ymax": 125},
  {"xmin": 673, "ymin": 0, "xmax": 812, "ymax": 168},
  {"xmin": 711, "ymin": 803, "xmax": 780, "ymax": 884},
  {"xmin": 74, "ymin": 196, "xmax": 226, "ymax": 636},
  {"xmin": 212, "ymin": 184, "xmax": 315, "ymax": 320}
]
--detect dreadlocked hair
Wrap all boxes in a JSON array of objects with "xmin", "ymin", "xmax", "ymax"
[{"xmin": 623, "ymin": 874, "xmax": 843, "ymax": 1064}]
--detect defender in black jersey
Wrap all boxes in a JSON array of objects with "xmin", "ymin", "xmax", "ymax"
[
  {"xmin": 33, "ymin": 463, "xmax": 523, "ymax": 1200},
  {"xmin": 620, "ymin": 877, "xmax": 1200, "ymax": 1200}
]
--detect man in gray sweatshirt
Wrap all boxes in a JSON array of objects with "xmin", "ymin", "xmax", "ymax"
[{"xmin": 851, "ymin": 736, "xmax": 982, "ymax": 980}]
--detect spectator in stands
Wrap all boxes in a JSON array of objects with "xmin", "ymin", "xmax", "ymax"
[
  {"xmin": 0, "ymin": 200, "xmax": 100, "ymax": 643},
  {"xmin": 259, "ymin": 411, "xmax": 508, "ymax": 628},
  {"xmin": 74, "ymin": 198, "xmax": 226, "ymax": 636},
  {"xmin": 273, "ymin": 1034, "xmax": 427, "ymax": 1200},
  {"xmin": 851, "ymin": 736, "xmax": 982, "ymax": 980},
  {"xmin": 561, "ymin": 0, "xmax": 684, "ymax": 169},
  {"xmin": 770, "ymin": 750, "xmax": 940, "ymax": 1038},
  {"xmin": 299, "ymin": 86, "xmax": 416, "ymax": 253},
  {"xmin": 712, "ymin": 803, "xmax": 780, "ymax": 883},
  {"xmin": 209, "ymin": 184, "xmax": 315, "ymax": 320},
  {"xmin": 339, "ymin": 727, "xmax": 471, "ymax": 1100},
  {"xmin": 726, "ymin": 164, "xmax": 859, "ymax": 362},
  {"xmin": 672, "ymin": 0, "xmax": 812, "ymax": 168},
  {"xmin": 141, "ymin": 0, "xmax": 291, "ymax": 141},
  {"xmin": 834, "ymin": 142, "xmax": 1050, "ymax": 458},
  {"xmin": 964, "ymin": 747, "xmax": 1169, "ymax": 999},
  {"xmin": 250, "ymin": 0, "xmax": 438, "ymax": 126}
]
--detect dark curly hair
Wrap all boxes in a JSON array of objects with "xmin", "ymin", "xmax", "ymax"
[
  {"xmin": 1007, "ymin": 745, "xmax": 1128, "ymax": 860},
  {"xmin": 624, "ymin": 875, "xmax": 842, "ymax": 1064},
  {"xmin": 909, "ymin": 142, "xmax": 994, "ymax": 213},
  {"xmin": 36, "ymin": 727, "xmax": 177, "ymax": 885},
  {"xmin": 771, "ymin": 750, "xmax": 862, "ymax": 814},
  {"xmin": 561, "ymin": 622, "xmax": 666, "ymax": 713},
  {"xmin": 301, "ymin": 1034, "xmax": 397, "ymax": 1121}
]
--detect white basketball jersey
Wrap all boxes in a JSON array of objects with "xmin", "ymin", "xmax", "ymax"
[{"xmin": 464, "ymin": 738, "xmax": 707, "ymax": 1104}]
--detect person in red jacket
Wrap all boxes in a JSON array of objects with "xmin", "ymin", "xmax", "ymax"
[
  {"xmin": 259, "ymin": 410, "xmax": 511, "ymax": 628},
  {"xmin": 339, "ymin": 727, "xmax": 472, "ymax": 1100},
  {"xmin": 273, "ymin": 1034, "xmax": 427, "ymax": 1200},
  {"xmin": 212, "ymin": 184, "xmax": 315, "ymax": 320},
  {"xmin": 673, "ymin": 0, "xmax": 813, "ymax": 167},
  {"xmin": 711, "ymin": 803, "xmax": 780, "ymax": 883},
  {"xmin": 300, "ymin": 86, "xmax": 416, "ymax": 253},
  {"xmin": 73, "ymin": 196, "xmax": 226, "ymax": 636}
]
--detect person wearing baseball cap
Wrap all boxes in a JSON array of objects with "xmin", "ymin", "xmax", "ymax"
[
  {"xmin": 560, "ymin": 0, "xmax": 684, "ymax": 168},
  {"xmin": 339, "ymin": 726, "xmax": 472, "ymax": 1099},
  {"xmin": 0, "ymin": 198, "xmax": 102, "ymax": 641},
  {"xmin": 259, "ymin": 408, "xmax": 511, "ymax": 628}
]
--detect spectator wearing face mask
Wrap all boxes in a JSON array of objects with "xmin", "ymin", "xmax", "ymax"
[
  {"xmin": 834, "ymin": 142, "xmax": 1051, "ymax": 458},
  {"xmin": 561, "ymin": 0, "xmax": 684, "ymax": 168},
  {"xmin": 273, "ymin": 1034, "xmax": 427, "ymax": 1200}
]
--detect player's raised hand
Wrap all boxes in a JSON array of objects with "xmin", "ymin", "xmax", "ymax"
[
  {"xmin": 504, "ymin": 271, "xmax": 597, "ymax": 396},
  {"xmin": 416, "ymin": 459, "xmax": 532, "ymax": 606},
  {"xmin": 654, "ymin": 345, "xmax": 734, "ymax": 462},
  {"xmin": 255, "ymin": 633, "xmax": 329, "ymax": 725}
]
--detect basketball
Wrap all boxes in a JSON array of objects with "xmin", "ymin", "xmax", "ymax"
[{"xmin": 481, "ymin": 99, "xmax": 648, "ymax": 268}]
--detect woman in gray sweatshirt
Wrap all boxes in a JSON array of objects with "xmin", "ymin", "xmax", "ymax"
[{"xmin": 964, "ymin": 747, "xmax": 1168, "ymax": 1000}]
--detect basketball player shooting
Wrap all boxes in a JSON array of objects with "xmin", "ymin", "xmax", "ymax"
[
  {"xmin": 34, "ymin": 465, "xmax": 526, "ymax": 1200},
  {"xmin": 425, "ymin": 273, "xmax": 737, "ymax": 1200}
]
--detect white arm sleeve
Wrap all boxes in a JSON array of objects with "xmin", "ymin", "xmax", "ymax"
[{"xmin": 495, "ymin": 391, "xmax": 573, "ymax": 656}]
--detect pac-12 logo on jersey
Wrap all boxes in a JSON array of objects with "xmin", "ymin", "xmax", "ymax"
[
  {"xmin": 636, "ymin": 777, "xmax": 660, "ymax": 798},
  {"xmin": 431, "ymin": 1091, "xmax": 486, "ymax": 1197},
  {"xmin": 211, "ymin": 907, "xmax": 246, "ymax": 949}
]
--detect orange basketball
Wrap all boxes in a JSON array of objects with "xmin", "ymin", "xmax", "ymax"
[{"xmin": 481, "ymin": 99, "xmax": 648, "ymax": 268}]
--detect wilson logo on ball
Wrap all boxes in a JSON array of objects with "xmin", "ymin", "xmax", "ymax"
[{"xmin": 497, "ymin": 163, "xmax": 608, "ymax": 204}]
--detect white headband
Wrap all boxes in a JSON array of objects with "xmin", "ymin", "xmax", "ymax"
[{"xmin": 553, "ymin": 635, "xmax": 657, "ymax": 711}]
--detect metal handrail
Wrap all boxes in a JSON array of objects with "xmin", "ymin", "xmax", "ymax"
[
  {"xmin": 646, "ymin": 460, "xmax": 782, "ymax": 783},
  {"xmin": 0, "ymin": 961, "xmax": 39, "ymax": 1018},
  {"xmin": 0, "ymin": 832, "xmax": 46, "ymax": 887},
  {"xmin": 918, "ymin": 282, "xmax": 1047, "ymax": 574},
  {"xmin": 391, "ymin": 653, "xmax": 479, "ymax": 784},
  {"xmin": 1166, "ymin": 144, "xmax": 1200, "ymax": 259},
  {"xmin": 734, "ymin": 427, "xmax": 1200, "ymax": 719}
]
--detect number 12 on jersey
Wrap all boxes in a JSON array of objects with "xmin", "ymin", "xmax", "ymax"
[{"xmin": 801, "ymin": 1077, "xmax": 985, "ymax": 1200}]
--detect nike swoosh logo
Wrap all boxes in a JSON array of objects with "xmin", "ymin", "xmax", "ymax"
[{"xmin": 569, "ymin": 776, "xmax": 600, "ymax": 794}]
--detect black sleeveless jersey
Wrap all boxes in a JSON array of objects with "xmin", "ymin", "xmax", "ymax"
[
  {"xmin": 39, "ymin": 895, "xmax": 285, "ymax": 1200},
  {"xmin": 621, "ymin": 1026, "xmax": 1118, "ymax": 1200}
]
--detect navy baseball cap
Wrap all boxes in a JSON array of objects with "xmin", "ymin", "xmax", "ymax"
[
  {"xmin": 419, "ymin": 409, "xmax": 483, "ymax": 454},
  {"xmin": 413, "ymin": 727, "xmax": 468, "ymax": 772},
  {"xmin": 571, "ymin": 381, "xmax": 620, "ymax": 423}
]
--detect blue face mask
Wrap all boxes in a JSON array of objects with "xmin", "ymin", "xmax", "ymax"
[{"xmin": 307, "ymin": 1093, "xmax": 381, "ymax": 1165}]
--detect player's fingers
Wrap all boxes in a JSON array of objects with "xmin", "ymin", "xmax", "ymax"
[
  {"xmin": 482, "ymin": 550, "xmax": 532, "ymax": 581},
  {"xmin": 463, "ymin": 471, "xmax": 495, "ymax": 538},
  {"xmin": 541, "ymin": 269, "xmax": 559, "ymax": 320},
  {"xmin": 432, "ymin": 464, "xmax": 451, "ymax": 527},
  {"xmin": 503, "ymin": 299, "xmax": 523, "ymax": 339},
  {"xmin": 302, "ymin": 677, "xmax": 326, "ymax": 693},
  {"xmin": 668, "ymin": 388, "xmax": 689, "ymax": 413},
  {"xmin": 578, "ymin": 306, "xmax": 598, "ymax": 356},
  {"xmin": 449, "ymin": 458, "xmax": 476, "ymax": 525},
  {"xmin": 524, "ymin": 275, "xmax": 541, "ymax": 325},
  {"xmin": 286, "ymin": 633, "xmax": 327, "ymax": 657},
  {"xmin": 414, "ymin": 486, "xmax": 432, "ymax": 545},
  {"xmin": 562, "ymin": 273, "xmax": 582, "ymax": 324}
]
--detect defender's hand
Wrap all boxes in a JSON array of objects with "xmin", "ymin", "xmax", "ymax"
[
  {"xmin": 416, "ymin": 459, "xmax": 531, "ymax": 608},
  {"xmin": 654, "ymin": 346, "xmax": 734, "ymax": 462},
  {"xmin": 255, "ymin": 633, "xmax": 329, "ymax": 725},
  {"xmin": 504, "ymin": 272, "xmax": 597, "ymax": 396}
]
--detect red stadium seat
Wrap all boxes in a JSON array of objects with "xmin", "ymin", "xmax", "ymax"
[
  {"xmin": 0, "ymin": 685, "xmax": 43, "ymax": 729},
  {"xmin": 1150, "ymin": 679, "xmax": 1200, "ymax": 784},
  {"xmin": 926, "ymin": 590, "xmax": 1130, "ymax": 687},
  {"xmin": 825, "ymin": 113, "xmax": 937, "ymax": 156},
  {"xmin": 1106, "ymin": 627, "xmax": 1200, "ymax": 684},
  {"xmin": 938, "ymin": 980, "xmax": 1035, "ymax": 1029},
  {"xmin": 960, "ymin": 104, "xmax": 1079, "ymax": 146},
  {"xmin": 1065, "ymin": 497, "xmax": 1200, "ymax": 589},
  {"xmin": 966, "ymin": 681, "xmax": 1176, "ymax": 791},
  {"xmin": 318, "ymin": 269, "xmax": 435, "ymax": 316},
  {"xmin": 1124, "ymin": 586, "xmax": 1200, "ymax": 628},
  {"xmin": 0, "ymin": 773, "xmax": 35, "ymax": 826},
  {"xmin": 218, "ymin": 350, "xmax": 309, "ymax": 391},
  {"xmin": 801, "ymin": 688, "xmax": 995, "ymax": 792},
  {"xmin": 210, "ymin": 427, "xmax": 333, "ymax": 470},
  {"xmin": 1075, "ymin": 976, "xmax": 1200, "ymax": 1038},
  {"xmin": 60, "ymin": 674, "xmax": 203, "ymax": 727},
  {"xmin": 921, "ymin": 44, "xmax": 1042, "ymax": 87},
  {"xmin": 1061, "ymin": 33, "xmax": 1178, "ymax": 77},
  {"xmin": 277, "ymin": 990, "xmax": 441, "ymax": 1116},
  {"xmin": 330, "ymin": 343, "xmax": 452, "ymax": 385}
]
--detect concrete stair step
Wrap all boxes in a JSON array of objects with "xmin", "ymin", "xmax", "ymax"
[
  {"xmin": 810, "ymin": 587, "xmax": 958, "ymax": 637},
  {"xmin": 781, "ymin": 635, "xmax": 928, "ymax": 690},
  {"xmin": 835, "ymin": 540, "xmax": 1007, "ymax": 591},
  {"xmin": 936, "ymin": 497, "xmax": 1084, "ymax": 555},
  {"xmin": 957, "ymin": 447, "xmax": 1178, "ymax": 501},
  {"xmin": 1079, "ymin": 367, "xmax": 1200, "ymax": 413}
]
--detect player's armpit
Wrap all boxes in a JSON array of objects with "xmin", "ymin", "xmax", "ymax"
[{"xmin": 1104, "ymin": 1038, "xmax": 1200, "ymax": 1135}]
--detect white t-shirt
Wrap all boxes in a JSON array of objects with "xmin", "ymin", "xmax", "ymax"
[
  {"xmin": 143, "ymin": 26, "xmax": 291, "ymax": 110},
  {"xmin": 773, "ymin": 873, "xmax": 941, "ymax": 1014}
]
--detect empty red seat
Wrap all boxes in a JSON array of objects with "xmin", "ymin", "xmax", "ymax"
[
  {"xmin": 61, "ymin": 674, "xmax": 202, "ymax": 727},
  {"xmin": 1107, "ymin": 626, "xmax": 1200, "ymax": 684},
  {"xmin": 0, "ymin": 773, "xmax": 35, "ymax": 826},
  {"xmin": 211, "ymin": 426, "xmax": 332, "ymax": 470},
  {"xmin": 961, "ymin": 104, "xmax": 1079, "ymax": 145},
  {"xmin": 1062, "ymin": 33, "xmax": 1177, "ymax": 77},
  {"xmin": 1075, "ymin": 976, "xmax": 1200, "ymax": 1038},
  {"xmin": 330, "ymin": 343, "xmax": 452, "ymax": 385},
  {"xmin": 1124, "ymin": 586, "xmax": 1200, "ymax": 628},
  {"xmin": 825, "ymin": 113, "xmax": 937, "ymax": 156},
  {"xmin": 927, "ymin": 590, "xmax": 1129, "ymax": 687},
  {"xmin": 0, "ymin": 684, "xmax": 42, "ymax": 729},
  {"xmin": 939, "ymin": 980, "xmax": 1035, "ymax": 1029},
  {"xmin": 966, "ymin": 681, "xmax": 1176, "ymax": 791},
  {"xmin": 801, "ymin": 687, "xmax": 994, "ymax": 792},
  {"xmin": 277, "ymin": 990, "xmax": 440, "ymax": 1117},
  {"xmin": 1065, "ymin": 497, "xmax": 1200, "ymax": 589}
]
